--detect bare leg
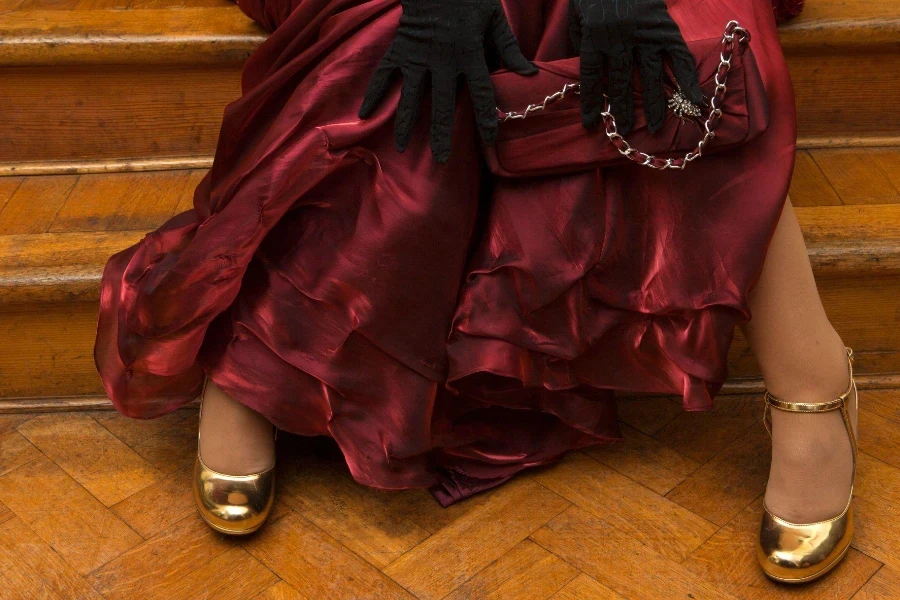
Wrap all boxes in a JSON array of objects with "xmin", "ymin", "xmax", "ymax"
[
  {"xmin": 198, "ymin": 378, "xmax": 276, "ymax": 475},
  {"xmin": 739, "ymin": 197, "xmax": 856, "ymax": 523}
]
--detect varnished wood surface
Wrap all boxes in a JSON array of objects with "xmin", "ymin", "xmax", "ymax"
[
  {"xmin": 1, "ymin": 389, "xmax": 898, "ymax": 598},
  {"xmin": 0, "ymin": 8, "xmax": 263, "ymax": 66},
  {"xmin": 778, "ymin": 0, "xmax": 900, "ymax": 50},
  {"xmin": 788, "ymin": 54, "xmax": 900, "ymax": 145},
  {"xmin": 0, "ymin": 65, "xmax": 243, "ymax": 163}
]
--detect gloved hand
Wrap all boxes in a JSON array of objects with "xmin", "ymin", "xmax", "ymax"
[
  {"xmin": 358, "ymin": 0, "xmax": 537, "ymax": 164},
  {"xmin": 568, "ymin": 0, "xmax": 703, "ymax": 134}
]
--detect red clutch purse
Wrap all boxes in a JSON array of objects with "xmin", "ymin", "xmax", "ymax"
[{"xmin": 484, "ymin": 21, "xmax": 769, "ymax": 177}]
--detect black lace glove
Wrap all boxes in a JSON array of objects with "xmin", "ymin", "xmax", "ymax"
[
  {"xmin": 568, "ymin": 0, "xmax": 703, "ymax": 134},
  {"xmin": 358, "ymin": 0, "xmax": 537, "ymax": 164}
]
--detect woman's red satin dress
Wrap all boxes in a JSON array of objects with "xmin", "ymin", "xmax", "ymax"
[{"xmin": 94, "ymin": 0, "xmax": 801, "ymax": 505}]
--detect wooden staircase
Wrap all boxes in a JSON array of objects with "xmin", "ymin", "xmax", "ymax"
[{"xmin": 1, "ymin": 0, "xmax": 899, "ymax": 411}]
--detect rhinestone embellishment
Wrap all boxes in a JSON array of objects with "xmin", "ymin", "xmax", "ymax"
[{"xmin": 667, "ymin": 87, "xmax": 703, "ymax": 121}]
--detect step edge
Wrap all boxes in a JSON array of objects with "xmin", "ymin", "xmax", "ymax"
[
  {"xmin": 1, "ymin": 234, "xmax": 897, "ymax": 304},
  {"xmin": 779, "ymin": 17, "xmax": 900, "ymax": 51},
  {"xmin": 0, "ymin": 7, "xmax": 267, "ymax": 66},
  {"xmin": 0, "ymin": 157, "xmax": 214, "ymax": 177},
  {"xmin": 4, "ymin": 135, "xmax": 898, "ymax": 179},
  {"xmin": 7, "ymin": 373, "xmax": 900, "ymax": 412},
  {"xmin": 0, "ymin": 10, "xmax": 896, "ymax": 67}
]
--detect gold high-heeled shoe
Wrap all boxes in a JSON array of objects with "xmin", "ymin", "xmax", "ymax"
[
  {"xmin": 757, "ymin": 346, "xmax": 858, "ymax": 584},
  {"xmin": 193, "ymin": 376, "xmax": 277, "ymax": 535}
]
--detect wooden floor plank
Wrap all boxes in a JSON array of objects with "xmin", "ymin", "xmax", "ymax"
[
  {"xmin": 531, "ymin": 451, "xmax": 718, "ymax": 563},
  {"xmin": 0, "ymin": 455, "xmax": 142, "ymax": 575},
  {"xmin": 665, "ymin": 426, "xmax": 771, "ymax": 527},
  {"xmin": 584, "ymin": 422, "xmax": 701, "ymax": 496},
  {"xmin": 0, "ymin": 176, "xmax": 24, "ymax": 215},
  {"xmin": 49, "ymin": 170, "xmax": 193, "ymax": 233},
  {"xmin": 869, "ymin": 150, "xmax": 900, "ymax": 198},
  {"xmin": 853, "ymin": 566, "xmax": 900, "ymax": 600},
  {"xmin": 110, "ymin": 465, "xmax": 195, "ymax": 539},
  {"xmin": 0, "ymin": 414, "xmax": 32, "ymax": 435},
  {"xmin": 276, "ymin": 447, "xmax": 433, "ymax": 570},
  {"xmin": 0, "ymin": 516, "xmax": 105, "ymax": 600},
  {"xmin": 0, "ymin": 429, "xmax": 41, "ymax": 477},
  {"xmin": 862, "ymin": 389, "xmax": 900, "ymax": 423},
  {"xmin": 859, "ymin": 408, "xmax": 900, "ymax": 471},
  {"xmin": 0, "ymin": 175, "xmax": 78, "ymax": 235},
  {"xmin": 616, "ymin": 396, "xmax": 684, "ymax": 437},
  {"xmin": 549, "ymin": 573, "xmax": 625, "ymax": 600},
  {"xmin": 253, "ymin": 581, "xmax": 306, "ymax": 600},
  {"xmin": 812, "ymin": 149, "xmax": 900, "ymax": 205},
  {"xmin": 853, "ymin": 496, "xmax": 900, "ymax": 571},
  {"xmin": 441, "ymin": 539, "xmax": 579, "ymax": 600},
  {"xmin": 1, "ymin": 392, "xmax": 898, "ymax": 598},
  {"xmin": 241, "ymin": 511, "xmax": 416, "ymax": 600},
  {"xmin": 789, "ymin": 150, "xmax": 843, "ymax": 207},
  {"xmin": 530, "ymin": 505, "xmax": 740, "ymax": 600},
  {"xmin": 171, "ymin": 169, "xmax": 208, "ymax": 216},
  {"xmin": 381, "ymin": 477, "xmax": 570, "ymax": 600},
  {"xmin": 91, "ymin": 407, "xmax": 195, "ymax": 449},
  {"xmin": 853, "ymin": 454, "xmax": 900, "ymax": 569},
  {"xmin": 17, "ymin": 413, "xmax": 162, "ymax": 506},
  {"xmin": 86, "ymin": 514, "xmax": 232, "ymax": 600},
  {"xmin": 143, "ymin": 545, "xmax": 278, "ymax": 600},
  {"xmin": 652, "ymin": 394, "xmax": 761, "ymax": 464},
  {"xmin": 127, "ymin": 412, "xmax": 200, "ymax": 476}
]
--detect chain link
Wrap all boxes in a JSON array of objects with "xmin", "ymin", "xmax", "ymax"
[{"xmin": 496, "ymin": 21, "xmax": 751, "ymax": 171}]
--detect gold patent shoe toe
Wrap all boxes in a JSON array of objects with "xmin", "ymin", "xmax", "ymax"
[
  {"xmin": 192, "ymin": 454, "xmax": 275, "ymax": 535},
  {"xmin": 757, "ymin": 501, "xmax": 854, "ymax": 583}
]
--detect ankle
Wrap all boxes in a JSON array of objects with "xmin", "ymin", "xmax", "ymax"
[
  {"xmin": 760, "ymin": 335, "xmax": 850, "ymax": 404},
  {"xmin": 199, "ymin": 378, "xmax": 276, "ymax": 475}
]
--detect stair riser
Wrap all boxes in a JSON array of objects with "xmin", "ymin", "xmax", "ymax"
[
  {"xmin": 788, "ymin": 51, "xmax": 900, "ymax": 145},
  {"xmin": 2, "ymin": 271, "xmax": 897, "ymax": 401},
  {"xmin": 728, "ymin": 272, "xmax": 900, "ymax": 378},
  {"xmin": 1, "ymin": 50, "xmax": 897, "ymax": 167},
  {"xmin": 0, "ymin": 64, "xmax": 242, "ymax": 165}
]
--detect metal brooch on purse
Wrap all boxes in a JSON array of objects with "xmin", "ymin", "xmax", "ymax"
[{"xmin": 496, "ymin": 20, "xmax": 752, "ymax": 171}]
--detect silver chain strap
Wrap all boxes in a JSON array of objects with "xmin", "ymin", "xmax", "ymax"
[{"xmin": 496, "ymin": 20, "xmax": 752, "ymax": 170}]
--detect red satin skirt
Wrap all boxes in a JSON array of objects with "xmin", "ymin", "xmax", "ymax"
[{"xmin": 94, "ymin": 0, "xmax": 798, "ymax": 505}]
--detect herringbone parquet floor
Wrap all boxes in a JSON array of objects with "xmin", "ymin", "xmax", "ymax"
[{"xmin": 1, "ymin": 389, "xmax": 898, "ymax": 599}]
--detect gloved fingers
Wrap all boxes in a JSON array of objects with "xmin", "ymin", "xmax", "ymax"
[
  {"xmin": 465, "ymin": 58, "xmax": 500, "ymax": 146},
  {"xmin": 358, "ymin": 50, "xmax": 400, "ymax": 119},
  {"xmin": 579, "ymin": 40, "xmax": 605, "ymax": 129},
  {"xmin": 430, "ymin": 70, "xmax": 458, "ymax": 164},
  {"xmin": 607, "ymin": 50, "xmax": 635, "ymax": 134},
  {"xmin": 568, "ymin": 0, "xmax": 583, "ymax": 54},
  {"xmin": 667, "ymin": 43, "xmax": 704, "ymax": 105},
  {"xmin": 636, "ymin": 45, "xmax": 667, "ymax": 133},
  {"xmin": 393, "ymin": 67, "xmax": 428, "ymax": 152},
  {"xmin": 489, "ymin": 6, "xmax": 538, "ymax": 75}
]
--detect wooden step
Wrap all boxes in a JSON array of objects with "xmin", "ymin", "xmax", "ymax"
[
  {"xmin": 0, "ymin": 2, "xmax": 263, "ymax": 170},
  {"xmin": 0, "ymin": 153, "xmax": 898, "ymax": 407},
  {"xmin": 779, "ymin": 0, "xmax": 900, "ymax": 146},
  {"xmin": 0, "ymin": 0, "xmax": 897, "ymax": 172}
]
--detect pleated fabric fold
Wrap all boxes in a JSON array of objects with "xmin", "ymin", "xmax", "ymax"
[{"xmin": 95, "ymin": 0, "xmax": 798, "ymax": 505}]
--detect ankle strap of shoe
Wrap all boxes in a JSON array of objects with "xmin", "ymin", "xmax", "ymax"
[
  {"xmin": 762, "ymin": 347, "xmax": 855, "ymax": 437},
  {"xmin": 764, "ymin": 347, "xmax": 854, "ymax": 412}
]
